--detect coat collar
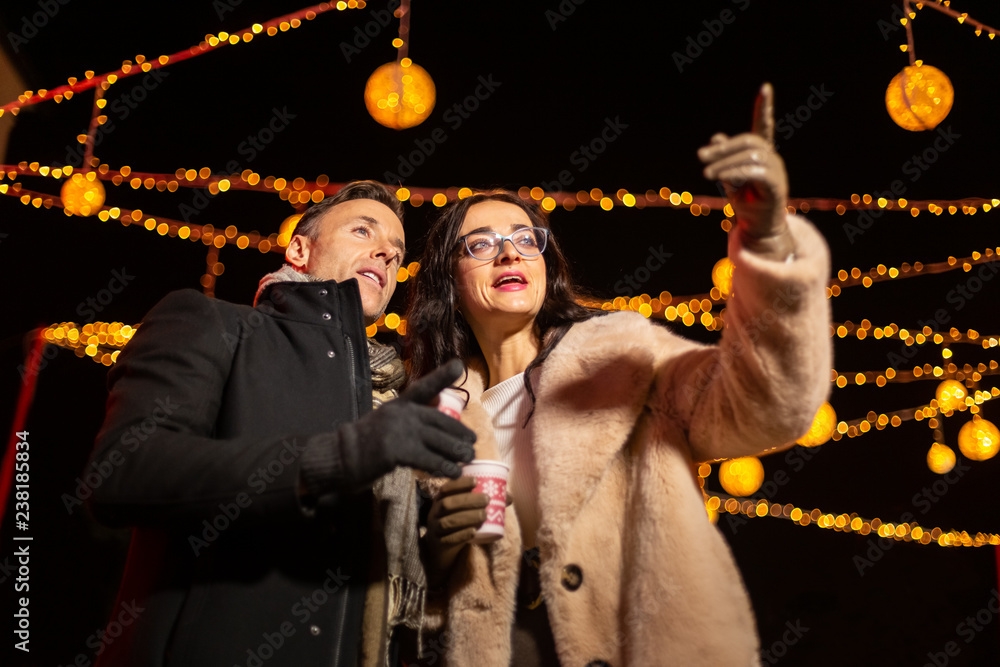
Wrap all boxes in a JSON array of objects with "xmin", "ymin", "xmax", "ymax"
[
  {"xmin": 256, "ymin": 278, "xmax": 366, "ymax": 329},
  {"xmin": 461, "ymin": 314, "xmax": 656, "ymax": 545}
]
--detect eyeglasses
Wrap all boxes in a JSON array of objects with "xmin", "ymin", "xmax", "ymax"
[{"xmin": 458, "ymin": 227, "xmax": 550, "ymax": 261}]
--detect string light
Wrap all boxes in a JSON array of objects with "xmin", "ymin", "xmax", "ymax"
[
  {"xmin": 705, "ymin": 494, "xmax": 1000, "ymax": 548},
  {"xmin": 0, "ymin": 3, "xmax": 347, "ymax": 117},
  {"xmin": 41, "ymin": 321, "xmax": 135, "ymax": 366}
]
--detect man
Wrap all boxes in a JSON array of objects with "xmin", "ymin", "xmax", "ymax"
[{"xmin": 87, "ymin": 181, "xmax": 474, "ymax": 667}]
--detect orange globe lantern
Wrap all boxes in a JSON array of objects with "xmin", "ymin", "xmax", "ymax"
[
  {"xmin": 885, "ymin": 63, "xmax": 954, "ymax": 132},
  {"xmin": 711, "ymin": 257, "xmax": 734, "ymax": 298},
  {"xmin": 926, "ymin": 442, "xmax": 956, "ymax": 474},
  {"xmin": 61, "ymin": 171, "xmax": 106, "ymax": 216},
  {"xmin": 719, "ymin": 456, "xmax": 764, "ymax": 497},
  {"xmin": 935, "ymin": 379, "xmax": 968, "ymax": 413},
  {"xmin": 277, "ymin": 213, "xmax": 301, "ymax": 248},
  {"xmin": 797, "ymin": 401, "xmax": 837, "ymax": 447},
  {"xmin": 957, "ymin": 417, "xmax": 1000, "ymax": 462},
  {"xmin": 365, "ymin": 60, "xmax": 436, "ymax": 130}
]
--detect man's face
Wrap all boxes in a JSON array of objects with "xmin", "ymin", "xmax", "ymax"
[{"xmin": 286, "ymin": 199, "xmax": 405, "ymax": 325}]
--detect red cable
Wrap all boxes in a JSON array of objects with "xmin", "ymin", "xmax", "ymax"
[{"xmin": 0, "ymin": 329, "xmax": 46, "ymax": 539}]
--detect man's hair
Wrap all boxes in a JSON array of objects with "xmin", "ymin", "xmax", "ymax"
[{"xmin": 293, "ymin": 180, "xmax": 404, "ymax": 240}]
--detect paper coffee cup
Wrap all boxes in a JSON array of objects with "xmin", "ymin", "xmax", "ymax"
[
  {"xmin": 436, "ymin": 387, "xmax": 466, "ymax": 420},
  {"xmin": 462, "ymin": 459, "xmax": 509, "ymax": 544}
]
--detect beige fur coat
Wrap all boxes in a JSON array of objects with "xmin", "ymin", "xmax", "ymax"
[{"xmin": 422, "ymin": 216, "xmax": 831, "ymax": 667}]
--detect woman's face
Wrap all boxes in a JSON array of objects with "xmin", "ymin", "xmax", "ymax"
[{"xmin": 454, "ymin": 201, "xmax": 547, "ymax": 333}]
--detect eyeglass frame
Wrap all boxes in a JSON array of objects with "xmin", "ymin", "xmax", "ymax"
[{"xmin": 456, "ymin": 226, "xmax": 550, "ymax": 261}]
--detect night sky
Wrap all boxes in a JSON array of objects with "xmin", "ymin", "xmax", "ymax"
[{"xmin": 2, "ymin": 1, "xmax": 1000, "ymax": 665}]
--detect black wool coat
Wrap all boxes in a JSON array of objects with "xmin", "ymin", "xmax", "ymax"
[{"xmin": 88, "ymin": 280, "xmax": 377, "ymax": 667}]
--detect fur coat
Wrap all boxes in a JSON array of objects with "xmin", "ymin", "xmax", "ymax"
[{"xmin": 423, "ymin": 215, "xmax": 831, "ymax": 667}]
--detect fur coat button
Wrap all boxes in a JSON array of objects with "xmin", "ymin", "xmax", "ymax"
[
  {"xmin": 584, "ymin": 662, "xmax": 611, "ymax": 667},
  {"xmin": 561, "ymin": 564, "xmax": 583, "ymax": 591}
]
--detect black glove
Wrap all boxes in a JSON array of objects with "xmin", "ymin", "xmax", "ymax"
[{"xmin": 301, "ymin": 359, "xmax": 476, "ymax": 496}]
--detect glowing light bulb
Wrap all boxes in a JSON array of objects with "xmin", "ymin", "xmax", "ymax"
[
  {"xmin": 957, "ymin": 417, "xmax": 1000, "ymax": 461},
  {"xmin": 364, "ymin": 61, "xmax": 435, "ymax": 130},
  {"xmin": 60, "ymin": 172, "xmax": 106, "ymax": 216},
  {"xmin": 885, "ymin": 64, "xmax": 954, "ymax": 131},
  {"xmin": 797, "ymin": 402, "xmax": 837, "ymax": 447},
  {"xmin": 278, "ymin": 214, "xmax": 301, "ymax": 247},
  {"xmin": 711, "ymin": 257, "xmax": 734, "ymax": 298},
  {"xmin": 935, "ymin": 379, "xmax": 967, "ymax": 412},
  {"xmin": 719, "ymin": 456, "xmax": 764, "ymax": 497},
  {"xmin": 927, "ymin": 442, "xmax": 956, "ymax": 474}
]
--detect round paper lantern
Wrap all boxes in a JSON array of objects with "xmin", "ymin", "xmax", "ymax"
[
  {"xmin": 365, "ymin": 61, "xmax": 435, "ymax": 130},
  {"xmin": 935, "ymin": 379, "xmax": 967, "ymax": 412},
  {"xmin": 277, "ymin": 213, "xmax": 301, "ymax": 248},
  {"xmin": 61, "ymin": 171, "xmax": 106, "ymax": 216},
  {"xmin": 797, "ymin": 401, "xmax": 837, "ymax": 447},
  {"xmin": 926, "ymin": 442, "xmax": 956, "ymax": 474},
  {"xmin": 719, "ymin": 456, "xmax": 764, "ymax": 497},
  {"xmin": 711, "ymin": 257, "xmax": 734, "ymax": 298},
  {"xmin": 957, "ymin": 417, "xmax": 1000, "ymax": 462},
  {"xmin": 885, "ymin": 63, "xmax": 953, "ymax": 131}
]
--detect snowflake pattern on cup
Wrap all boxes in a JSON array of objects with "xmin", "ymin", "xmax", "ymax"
[{"xmin": 480, "ymin": 479, "xmax": 501, "ymax": 498}]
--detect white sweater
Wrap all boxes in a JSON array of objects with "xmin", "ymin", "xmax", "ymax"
[{"xmin": 480, "ymin": 373, "xmax": 540, "ymax": 549}]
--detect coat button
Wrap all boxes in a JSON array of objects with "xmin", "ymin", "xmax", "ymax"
[
  {"xmin": 310, "ymin": 625, "xmax": 321, "ymax": 636},
  {"xmin": 319, "ymin": 289, "xmax": 328, "ymax": 296},
  {"xmin": 585, "ymin": 662, "xmax": 611, "ymax": 667},
  {"xmin": 561, "ymin": 564, "xmax": 583, "ymax": 591},
  {"xmin": 327, "ymin": 350, "xmax": 336, "ymax": 358},
  {"xmin": 322, "ymin": 312, "xmax": 331, "ymax": 320}
]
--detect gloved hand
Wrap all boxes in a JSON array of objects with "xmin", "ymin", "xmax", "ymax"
[
  {"xmin": 301, "ymin": 359, "xmax": 476, "ymax": 496},
  {"xmin": 423, "ymin": 477, "xmax": 513, "ymax": 589},
  {"xmin": 698, "ymin": 82, "xmax": 795, "ymax": 262}
]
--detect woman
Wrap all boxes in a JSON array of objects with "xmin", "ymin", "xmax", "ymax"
[{"xmin": 404, "ymin": 85, "xmax": 831, "ymax": 666}]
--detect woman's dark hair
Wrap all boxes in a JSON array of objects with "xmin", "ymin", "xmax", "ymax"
[{"xmin": 405, "ymin": 191, "xmax": 600, "ymax": 415}]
